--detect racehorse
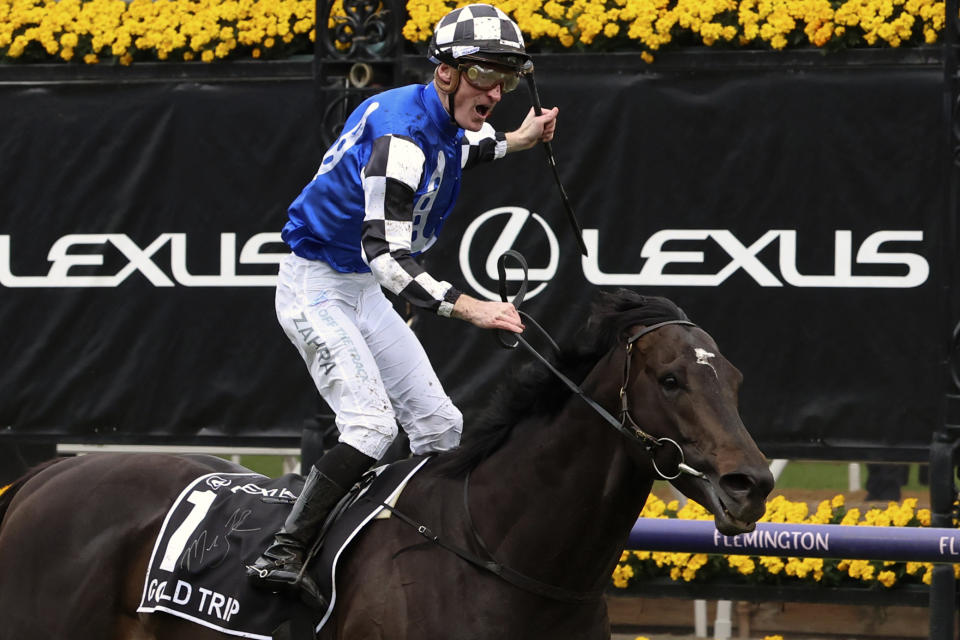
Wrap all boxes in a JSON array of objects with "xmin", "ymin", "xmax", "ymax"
[{"xmin": 0, "ymin": 289, "xmax": 773, "ymax": 640}]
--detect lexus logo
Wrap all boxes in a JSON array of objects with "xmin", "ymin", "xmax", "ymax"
[
  {"xmin": 459, "ymin": 206, "xmax": 559, "ymax": 301},
  {"xmin": 205, "ymin": 476, "xmax": 233, "ymax": 490}
]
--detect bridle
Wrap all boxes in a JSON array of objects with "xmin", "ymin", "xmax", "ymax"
[
  {"xmin": 496, "ymin": 251, "xmax": 706, "ymax": 481},
  {"xmin": 617, "ymin": 320, "xmax": 704, "ymax": 479}
]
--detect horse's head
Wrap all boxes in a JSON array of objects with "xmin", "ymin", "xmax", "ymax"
[
  {"xmin": 580, "ymin": 290, "xmax": 773, "ymax": 536},
  {"xmin": 619, "ymin": 318, "xmax": 773, "ymax": 535}
]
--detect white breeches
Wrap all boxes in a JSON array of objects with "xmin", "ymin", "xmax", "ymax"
[{"xmin": 275, "ymin": 254, "xmax": 462, "ymax": 460}]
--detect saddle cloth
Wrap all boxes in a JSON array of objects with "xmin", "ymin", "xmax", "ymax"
[{"xmin": 137, "ymin": 456, "xmax": 431, "ymax": 639}]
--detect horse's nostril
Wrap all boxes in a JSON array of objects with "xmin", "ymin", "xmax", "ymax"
[
  {"xmin": 720, "ymin": 473, "xmax": 757, "ymax": 495},
  {"xmin": 719, "ymin": 473, "xmax": 753, "ymax": 495},
  {"xmin": 720, "ymin": 469, "xmax": 775, "ymax": 498}
]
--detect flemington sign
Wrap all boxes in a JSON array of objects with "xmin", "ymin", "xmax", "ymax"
[{"xmin": 627, "ymin": 519, "xmax": 960, "ymax": 564}]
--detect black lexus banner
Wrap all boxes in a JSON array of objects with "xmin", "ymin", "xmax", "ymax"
[
  {"xmin": 0, "ymin": 64, "xmax": 948, "ymax": 459},
  {"xmin": 0, "ymin": 78, "xmax": 321, "ymax": 442},
  {"xmin": 417, "ymin": 67, "xmax": 947, "ymax": 460}
]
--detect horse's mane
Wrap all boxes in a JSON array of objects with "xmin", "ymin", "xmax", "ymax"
[{"xmin": 438, "ymin": 289, "xmax": 689, "ymax": 477}]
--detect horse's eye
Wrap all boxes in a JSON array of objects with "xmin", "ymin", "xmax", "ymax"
[{"xmin": 660, "ymin": 374, "xmax": 680, "ymax": 391}]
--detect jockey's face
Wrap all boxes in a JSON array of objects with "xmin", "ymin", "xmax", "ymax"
[{"xmin": 436, "ymin": 63, "xmax": 504, "ymax": 132}]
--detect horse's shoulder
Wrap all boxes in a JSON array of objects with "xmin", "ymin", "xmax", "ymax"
[{"xmin": 381, "ymin": 464, "xmax": 463, "ymax": 529}]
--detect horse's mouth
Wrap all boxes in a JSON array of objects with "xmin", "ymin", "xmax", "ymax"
[
  {"xmin": 716, "ymin": 502, "xmax": 756, "ymax": 536},
  {"xmin": 674, "ymin": 470, "xmax": 764, "ymax": 536},
  {"xmin": 706, "ymin": 486, "xmax": 762, "ymax": 536}
]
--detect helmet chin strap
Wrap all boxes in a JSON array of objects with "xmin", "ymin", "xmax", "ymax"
[{"xmin": 433, "ymin": 65, "xmax": 461, "ymax": 126}]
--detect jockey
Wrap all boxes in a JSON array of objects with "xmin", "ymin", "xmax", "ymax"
[{"xmin": 246, "ymin": 3, "xmax": 559, "ymax": 609}]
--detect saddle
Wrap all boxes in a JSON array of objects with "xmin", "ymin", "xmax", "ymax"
[
  {"xmin": 137, "ymin": 456, "xmax": 431, "ymax": 640},
  {"xmin": 308, "ymin": 455, "xmax": 431, "ymax": 627}
]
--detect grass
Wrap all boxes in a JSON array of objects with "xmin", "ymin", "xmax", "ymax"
[
  {"xmin": 774, "ymin": 461, "xmax": 927, "ymax": 493},
  {"xmin": 228, "ymin": 454, "xmax": 292, "ymax": 478}
]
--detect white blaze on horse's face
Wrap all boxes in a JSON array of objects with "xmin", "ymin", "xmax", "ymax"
[{"xmin": 694, "ymin": 347, "xmax": 719, "ymax": 379}]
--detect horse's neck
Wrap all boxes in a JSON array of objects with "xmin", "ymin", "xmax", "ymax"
[{"xmin": 469, "ymin": 363, "xmax": 654, "ymax": 591}]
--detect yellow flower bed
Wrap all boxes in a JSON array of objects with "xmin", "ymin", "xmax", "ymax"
[
  {"xmin": 407, "ymin": 0, "xmax": 946, "ymax": 53},
  {"xmin": 0, "ymin": 0, "xmax": 948, "ymax": 64},
  {"xmin": 611, "ymin": 493, "xmax": 958, "ymax": 591},
  {"xmin": 0, "ymin": 0, "xmax": 317, "ymax": 63}
]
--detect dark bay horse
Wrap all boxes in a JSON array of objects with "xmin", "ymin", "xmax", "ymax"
[{"xmin": 0, "ymin": 290, "xmax": 773, "ymax": 640}]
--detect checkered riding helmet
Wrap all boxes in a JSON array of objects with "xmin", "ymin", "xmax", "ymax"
[{"xmin": 428, "ymin": 4, "xmax": 530, "ymax": 72}]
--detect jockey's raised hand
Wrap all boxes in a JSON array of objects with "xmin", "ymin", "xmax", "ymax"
[{"xmin": 505, "ymin": 106, "xmax": 559, "ymax": 151}]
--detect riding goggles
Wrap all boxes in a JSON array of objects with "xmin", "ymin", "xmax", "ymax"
[{"xmin": 460, "ymin": 64, "xmax": 521, "ymax": 93}]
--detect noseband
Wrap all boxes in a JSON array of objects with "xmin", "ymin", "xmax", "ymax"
[{"xmin": 497, "ymin": 251, "xmax": 706, "ymax": 481}]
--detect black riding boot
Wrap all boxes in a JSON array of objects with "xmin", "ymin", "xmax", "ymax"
[{"xmin": 246, "ymin": 443, "xmax": 374, "ymax": 610}]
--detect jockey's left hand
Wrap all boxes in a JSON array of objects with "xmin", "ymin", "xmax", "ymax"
[{"xmin": 505, "ymin": 107, "xmax": 558, "ymax": 152}]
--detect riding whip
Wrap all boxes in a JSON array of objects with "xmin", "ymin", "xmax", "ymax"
[{"xmin": 522, "ymin": 65, "xmax": 588, "ymax": 256}]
